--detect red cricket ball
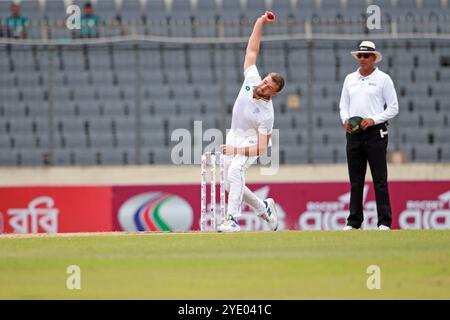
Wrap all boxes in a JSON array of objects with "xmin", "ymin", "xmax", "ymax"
[{"xmin": 267, "ymin": 12, "xmax": 275, "ymax": 20}]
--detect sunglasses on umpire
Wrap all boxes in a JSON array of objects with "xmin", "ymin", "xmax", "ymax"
[{"xmin": 357, "ymin": 53, "xmax": 374, "ymax": 59}]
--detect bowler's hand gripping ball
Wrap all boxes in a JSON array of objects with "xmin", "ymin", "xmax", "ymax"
[{"xmin": 266, "ymin": 12, "xmax": 275, "ymax": 21}]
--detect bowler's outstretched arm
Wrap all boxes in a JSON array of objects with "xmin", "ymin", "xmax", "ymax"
[{"xmin": 243, "ymin": 12, "xmax": 275, "ymax": 71}]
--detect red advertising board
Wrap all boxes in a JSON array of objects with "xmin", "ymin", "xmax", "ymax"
[
  {"xmin": 0, "ymin": 186, "xmax": 112, "ymax": 233},
  {"xmin": 112, "ymin": 181, "xmax": 450, "ymax": 232},
  {"xmin": 1, "ymin": 181, "xmax": 448, "ymax": 234}
]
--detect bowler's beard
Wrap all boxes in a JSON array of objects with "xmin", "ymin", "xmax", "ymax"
[{"xmin": 253, "ymin": 86, "xmax": 270, "ymax": 101}]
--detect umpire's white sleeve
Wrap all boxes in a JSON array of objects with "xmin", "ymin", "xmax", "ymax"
[
  {"xmin": 339, "ymin": 76, "xmax": 350, "ymax": 124},
  {"xmin": 372, "ymin": 76, "xmax": 399, "ymax": 125}
]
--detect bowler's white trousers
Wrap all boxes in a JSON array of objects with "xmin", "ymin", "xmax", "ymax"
[{"xmin": 224, "ymin": 130, "xmax": 267, "ymax": 218}]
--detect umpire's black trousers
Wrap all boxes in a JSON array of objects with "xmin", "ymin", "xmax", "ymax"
[{"xmin": 346, "ymin": 122, "xmax": 392, "ymax": 228}]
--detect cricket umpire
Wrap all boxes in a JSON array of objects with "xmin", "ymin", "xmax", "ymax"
[{"xmin": 339, "ymin": 41, "xmax": 399, "ymax": 230}]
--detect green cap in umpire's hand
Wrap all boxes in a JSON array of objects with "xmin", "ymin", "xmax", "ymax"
[{"xmin": 348, "ymin": 116, "xmax": 363, "ymax": 134}]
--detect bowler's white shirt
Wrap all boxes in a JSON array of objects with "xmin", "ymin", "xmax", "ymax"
[
  {"xmin": 230, "ymin": 65, "xmax": 274, "ymax": 137},
  {"xmin": 339, "ymin": 67, "xmax": 399, "ymax": 125}
]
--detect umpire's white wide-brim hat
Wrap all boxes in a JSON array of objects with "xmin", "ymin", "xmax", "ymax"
[{"xmin": 351, "ymin": 41, "xmax": 383, "ymax": 63}]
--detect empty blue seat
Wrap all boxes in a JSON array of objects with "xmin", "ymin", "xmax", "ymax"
[{"xmin": 120, "ymin": 0, "xmax": 143, "ymax": 23}]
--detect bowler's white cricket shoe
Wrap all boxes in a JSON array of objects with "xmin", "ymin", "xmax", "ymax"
[
  {"xmin": 217, "ymin": 217, "xmax": 240, "ymax": 233},
  {"xmin": 261, "ymin": 198, "xmax": 278, "ymax": 231},
  {"xmin": 343, "ymin": 225, "xmax": 358, "ymax": 230},
  {"xmin": 378, "ymin": 225, "xmax": 391, "ymax": 230}
]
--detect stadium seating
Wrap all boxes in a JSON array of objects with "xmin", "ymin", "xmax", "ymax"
[{"xmin": 0, "ymin": 0, "xmax": 449, "ymax": 166}]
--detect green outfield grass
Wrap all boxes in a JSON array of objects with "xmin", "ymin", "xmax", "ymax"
[{"xmin": 1, "ymin": 230, "xmax": 449, "ymax": 299}]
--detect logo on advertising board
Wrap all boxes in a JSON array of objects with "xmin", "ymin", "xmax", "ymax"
[
  {"xmin": 299, "ymin": 185, "xmax": 378, "ymax": 230},
  {"xmin": 239, "ymin": 186, "xmax": 286, "ymax": 231},
  {"xmin": 399, "ymin": 190, "xmax": 450, "ymax": 229},
  {"xmin": 7, "ymin": 196, "xmax": 59, "ymax": 234},
  {"xmin": 118, "ymin": 192, "xmax": 193, "ymax": 232}
]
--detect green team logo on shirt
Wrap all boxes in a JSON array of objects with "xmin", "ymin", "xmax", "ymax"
[{"xmin": 245, "ymin": 86, "xmax": 250, "ymax": 91}]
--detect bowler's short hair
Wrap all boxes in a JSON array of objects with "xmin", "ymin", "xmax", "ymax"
[{"xmin": 269, "ymin": 73, "xmax": 285, "ymax": 92}]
